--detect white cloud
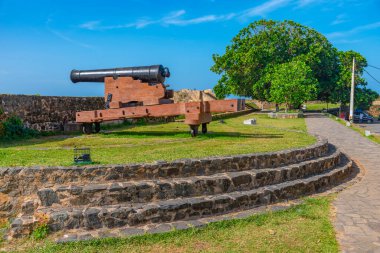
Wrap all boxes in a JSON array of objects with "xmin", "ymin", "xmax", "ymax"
[
  {"xmin": 46, "ymin": 17, "xmax": 94, "ymax": 49},
  {"xmin": 79, "ymin": 0, "xmax": 320, "ymax": 31},
  {"xmin": 331, "ymin": 14, "xmax": 347, "ymax": 25},
  {"xmin": 49, "ymin": 29, "xmax": 94, "ymax": 49},
  {"xmin": 165, "ymin": 13, "xmax": 236, "ymax": 26},
  {"xmin": 80, "ymin": 9, "xmax": 236, "ymax": 30},
  {"xmin": 165, "ymin": 15, "xmax": 219, "ymax": 25},
  {"xmin": 79, "ymin": 20, "xmax": 102, "ymax": 30},
  {"xmin": 241, "ymin": 0, "xmax": 291, "ymax": 18},
  {"xmin": 164, "ymin": 10, "xmax": 187, "ymax": 20},
  {"xmin": 326, "ymin": 21, "xmax": 380, "ymax": 39},
  {"xmin": 297, "ymin": 0, "xmax": 321, "ymax": 7}
]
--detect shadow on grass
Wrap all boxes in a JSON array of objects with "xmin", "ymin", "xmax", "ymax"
[
  {"xmin": 0, "ymin": 123, "xmax": 148, "ymax": 148},
  {"xmin": 0, "ymin": 126, "xmax": 285, "ymax": 149},
  {"xmin": 0, "ymin": 131, "xmax": 284, "ymax": 149},
  {"xmin": 101, "ymin": 130, "xmax": 284, "ymax": 139},
  {"xmin": 0, "ymin": 134, "xmax": 80, "ymax": 148}
]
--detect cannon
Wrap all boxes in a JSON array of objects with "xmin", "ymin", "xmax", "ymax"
[
  {"xmin": 71, "ymin": 64, "xmax": 245, "ymax": 136},
  {"xmin": 71, "ymin": 65, "xmax": 170, "ymax": 83}
]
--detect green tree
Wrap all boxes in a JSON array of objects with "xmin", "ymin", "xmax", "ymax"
[
  {"xmin": 355, "ymin": 87, "xmax": 379, "ymax": 110},
  {"xmin": 331, "ymin": 50, "xmax": 368, "ymax": 105},
  {"xmin": 211, "ymin": 19, "xmax": 338, "ymax": 100},
  {"xmin": 265, "ymin": 60, "xmax": 317, "ymax": 112}
]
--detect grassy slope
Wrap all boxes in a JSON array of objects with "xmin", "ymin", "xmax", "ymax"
[
  {"xmin": 329, "ymin": 114, "xmax": 380, "ymax": 144},
  {"xmin": 0, "ymin": 114, "xmax": 315, "ymax": 167},
  {"xmin": 13, "ymin": 196, "xmax": 338, "ymax": 253}
]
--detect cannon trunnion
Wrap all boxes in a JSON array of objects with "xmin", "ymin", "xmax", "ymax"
[{"xmin": 71, "ymin": 65, "xmax": 245, "ymax": 136}]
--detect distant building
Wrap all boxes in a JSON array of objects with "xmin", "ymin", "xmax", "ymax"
[
  {"xmin": 251, "ymin": 100, "xmax": 276, "ymax": 110},
  {"xmin": 173, "ymin": 89, "xmax": 217, "ymax": 103},
  {"xmin": 369, "ymin": 97, "xmax": 380, "ymax": 117}
]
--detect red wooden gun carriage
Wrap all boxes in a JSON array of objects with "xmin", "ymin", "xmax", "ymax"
[{"xmin": 71, "ymin": 65, "xmax": 245, "ymax": 136}]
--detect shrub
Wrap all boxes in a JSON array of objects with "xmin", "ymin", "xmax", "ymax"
[
  {"xmin": 0, "ymin": 123, "xmax": 4, "ymax": 137},
  {"xmin": 31, "ymin": 213, "xmax": 50, "ymax": 240},
  {"xmin": 31, "ymin": 224, "xmax": 49, "ymax": 240},
  {"xmin": 0, "ymin": 109, "xmax": 6, "ymax": 138},
  {"xmin": 0, "ymin": 110, "xmax": 38, "ymax": 140}
]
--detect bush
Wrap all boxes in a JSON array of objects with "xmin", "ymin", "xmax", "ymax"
[
  {"xmin": 0, "ymin": 109, "xmax": 4, "ymax": 137},
  {"xmin": 0, "ymin": 122, "xmax": 4, "ymax": 137},
  {"xmin": 31, "ymin": 224, "xmax": 49, "ymax": 240},
  {"xmin": 0, "ymin": 110, "xmax": 38, "ymax": 140}
]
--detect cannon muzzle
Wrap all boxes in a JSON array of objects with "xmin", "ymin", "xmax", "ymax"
[{"xmin": 71, "ymin": 65, "xmax": 170, "ymax": 83}]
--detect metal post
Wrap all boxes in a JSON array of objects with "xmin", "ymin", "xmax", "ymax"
[{"xmin": 349, "ymin": 57, "xmax": 355, "ymax": 122}]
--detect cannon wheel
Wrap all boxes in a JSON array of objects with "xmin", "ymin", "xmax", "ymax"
[
  {"xmin": 94, "ymin": 122, "xmax": 101, "ymax": 133},
  {"xmin": 82, "ymin": 123, "xmax": 93, "ymax": 134},
  {"xmin": 201, "ymin": 123, "xmax": 208, "ymax": 134},
  {"xmin": 190, "ymin": 125, "xmax": 199, "ymax": 137}
]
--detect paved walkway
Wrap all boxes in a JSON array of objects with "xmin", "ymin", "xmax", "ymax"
[{"xmin": 306, "ymin": 114, "xmax": 380, "ymax": 253}]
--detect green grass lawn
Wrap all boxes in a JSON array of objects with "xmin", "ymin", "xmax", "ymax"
[
  {"xmin": 9, "ymin": 196, "xmax": 338, "ymax": 253},
  {"xmin": 305, "ymin": 102, "xmax": 340, "ymax": 111},
  {"xmin": 265, "ymin": 102, "xmax": 340, "ymax": 112},
  {"xmin": 0, "ymin": 114, "xmax": 315, "ymax": 167}
]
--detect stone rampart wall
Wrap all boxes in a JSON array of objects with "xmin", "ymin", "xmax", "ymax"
[
  {"xmin": 0, "ymin": 94, "xmax": 104, "ymax": 131},
  {"xmin": 0, "ymin": 90, "xmax": 218, "ymax": 132}
]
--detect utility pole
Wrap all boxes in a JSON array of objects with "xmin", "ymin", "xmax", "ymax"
[{"xmin": 349, "ymin": 57, "xmax": 355, "ymax": 122}]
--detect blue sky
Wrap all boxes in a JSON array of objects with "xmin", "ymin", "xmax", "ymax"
[{"xmin": 0, "ymin": 0, "xmax": 380, "ymax": 97}]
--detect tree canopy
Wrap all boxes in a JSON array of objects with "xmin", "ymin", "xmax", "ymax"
[
  {"xmin": 355, "ymin": 87, "xmax": 379, "ymax": 110},
  {"xmin": 211, "ymin": 19, "xmax": 338, "ymax": 101},
  {"xmin": 266, "ymin": 60, "xmax": 317, "ymax": 111},
  {"xmin": 331, "ymin": 50, "xmax": 368, "ymax": 105}
]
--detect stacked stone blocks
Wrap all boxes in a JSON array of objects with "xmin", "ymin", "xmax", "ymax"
[{"xmin": 0, "ymin": 138, "xmax": 355, "ymax": 240}]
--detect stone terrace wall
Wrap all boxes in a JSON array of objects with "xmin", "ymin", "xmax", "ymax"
[
  {"xmin": 0, "ymin": 138, "xmax": 327, "ymax": 198},
  {"xmin": 0, "ymin": 94, "xmax": 104, "ymax": 131},
  {"xmin": 0, "ymin": 137, "xmax": 327, "ymax": 218}
]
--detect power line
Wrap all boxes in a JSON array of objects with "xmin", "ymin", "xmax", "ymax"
[
  {"xmin": 363, "ymin": 69, "xmax": 380, "ymax": 85},
  {"xmin": 368, "ymin": 64, "xmax": 380, "ymax": 70}
]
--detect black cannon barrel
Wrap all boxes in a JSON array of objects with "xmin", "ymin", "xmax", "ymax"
[{"xmin": 70, "ymin": 65, "xmax": 170, "ymax": 83}]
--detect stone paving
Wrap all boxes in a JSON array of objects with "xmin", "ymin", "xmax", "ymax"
[{"xmin": 306, "ymin": 114, "xmax": 380, "ymax": 253}]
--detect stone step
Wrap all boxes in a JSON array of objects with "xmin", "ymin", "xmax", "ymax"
[
  {"xmin": 0, "ymin": 138, "xmax": 328, "ymax": 197},
  {"xmin": 37, "ymin": 147, "xmax": 341, "ymax": 207},
  {"xmin": 9, "ymin": 157, "xmax": 353, "ymax": 238},
  {"xmin": 56, "ymin": 202, "xmax": 293, "ymax": 243}
]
